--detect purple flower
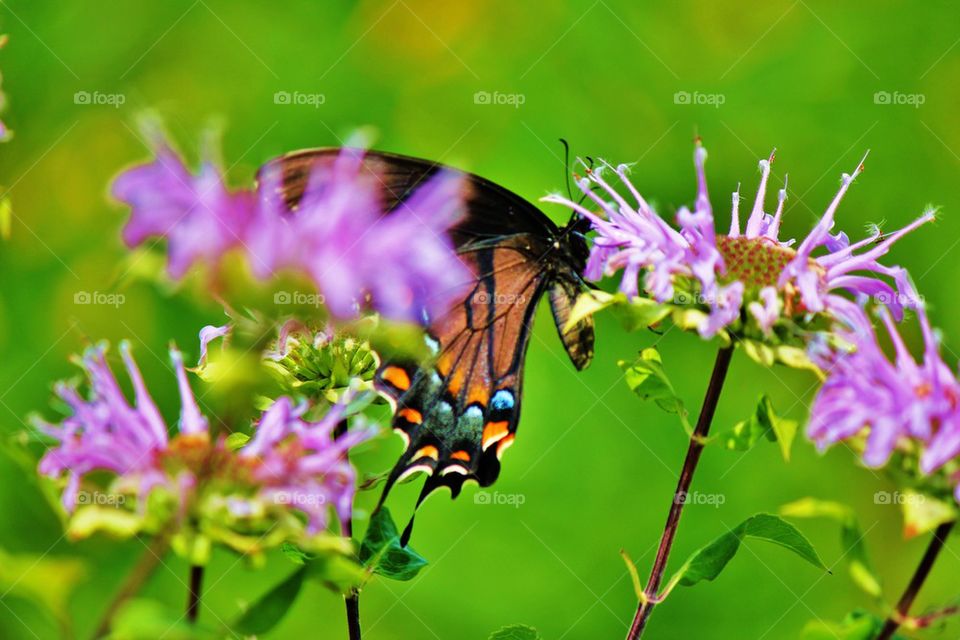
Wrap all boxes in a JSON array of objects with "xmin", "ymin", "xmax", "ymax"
[
  {"xmin": 112, "ymin": 135, "xmax": 255, "ymax": 279},
  {"xmin": 113, "ymin": 137, "xmax": 472, "ymax": 324},
  {"xmin": 35, "ymin": 341, "xmax": 204, "ymax": 512},
  {"xmin": 36, "ymin": 340, "xmax": 374, "ymax": 540},
  {"xmin": 198, "ymin": 324, "xmax": 231, "ymax": 366},
  {"xmin": 543, "ymin": 143, "xmax": 933, "ymax": 338},
  {"xmin": 808, "ymin": 301, "xmax": 960, "ymax": 499},
  {"xmin": 248, "ymin": 147, "xmax": 473, "ymax": 322},
  {"xmin": 240, "ymin": 396, "xmax": 376, "ymax": 532}
]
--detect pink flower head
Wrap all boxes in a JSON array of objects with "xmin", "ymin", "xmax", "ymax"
[
  {"xmin": 808, "ymin": 300, "xmax": 960, "ymax": 500},
  {"xmin": 112, "ymin": 133, "xmax": 255, "ymax": 279},
  {"xmin": 543, "ymin": 143, "xmax": 933, "ymax": 338}
]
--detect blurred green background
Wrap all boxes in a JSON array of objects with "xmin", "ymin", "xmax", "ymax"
[{"xmin": 2, "ymin": 1, "xmax": 960, "ymax": 638}]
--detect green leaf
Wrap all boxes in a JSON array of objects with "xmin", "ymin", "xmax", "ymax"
[
  {"xmin": 224, "ymin": 432, "xmax": 250, "ymax": 451},
  {"xmin": 619, "ymin": 348, "xmax": 692, "ymax": 432},
  {"xmin": 232, "ymin": 567, "xmax": 306, "ymax": 635},
  {"xmin": 564, "ymin": 291, "xmax": 616, "ymax": 332},
  {"xmin": 565, "ymin": 291, "xmax": 671, "ymax": 333},
  {"xmin": 780, "ymin": 498, "xmax": 881, "ymax": 598},
  {"xmin": 609, "ymin": 296, "xmax": 672, "ymax": 332},
  {"xmin": 900, "ymin": 489, "xmax": 958, "ymax": 539},
  {"xmin": 665, "ymin": 514, "xmax": 826, "ymax": 592},
  {"xmin": 620, "ymin": 549, "xmax": 646, "ymax": 603},
  {"xmin": 358, "ymin": 507, "xmax": 428, "ymax": 581},
  {"xmin": 488, "ymin": 624, "xmax": 542, "ymax": 640},
  {"xmin": 714, "ymin": 395, "xmax": 797, "ymax": 461}
]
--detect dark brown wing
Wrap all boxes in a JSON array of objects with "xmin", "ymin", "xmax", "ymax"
[{"xmin": 256, "ymin": 147, "xmax": 557, "ymax": 250}]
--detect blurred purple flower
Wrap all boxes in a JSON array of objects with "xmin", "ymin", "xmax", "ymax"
[
  {"xmin": 808, "ymin": 301, "xmax": 960, "ymax": 499},
  {"xmin": 112, "ymin": 136, "xmax": 255, "ymax": 279},
  {"xmin": 240, "ymin": 396, "xmax": 376, "ymax": 533},
  {"xmin": 35, "ymin": 341, "xmax": 204, "ymax": 512},
  {"xmin": 113, "ymin": 138, "xmax": 472, "ymax": 323},
  {"xmin": 543, "ymin": 143, "xmax": 933, "ymax": 338},
  {"xmin": 36, "ymin": 340, "xmax": 373, "ymax": 535},
  {"xmin": 248, "ymin": 147, "xmax": 473, "ymax": 322}
]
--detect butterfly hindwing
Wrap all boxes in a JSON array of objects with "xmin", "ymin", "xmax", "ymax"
[{"xmin": 376, "ymin": 236, "xmax": 550, "ymax": 509}]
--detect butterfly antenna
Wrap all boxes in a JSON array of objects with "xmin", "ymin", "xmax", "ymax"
[{"xmin": 560, "ymin": 138, "xmax": 574, "ymax": 201}]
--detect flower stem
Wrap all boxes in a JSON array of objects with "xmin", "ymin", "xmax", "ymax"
[
  {"xmin": 626, "ymin": 345, "xmax": 734, "ymax": 640},
  {"xmin": 186, "ymin": 565, "xmax": 204, "ymax": 624},
  {"xmin": 345, "ymin": 592, "xmax": 362, "ymax": 640},
  {"xmin": 876, "ymin": 520, "xmax": 955, "ymax": 640}
]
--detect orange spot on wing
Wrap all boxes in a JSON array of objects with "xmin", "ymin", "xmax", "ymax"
[
  {"xmin": 482, "ymin": 421, "xmax": 510, "ymax": 450},
  {"xmin": 451, "ymin": 450, "xmax": 471, "ymax": 462},
  {"xmin": 437, "ymin": 353, "xmax": 453, "ymax": 377},
  {"xmin": 447, "ymin": 365, "xmax": 466, "ymax": 397},
  {"xmin": 382, "ymin": 366, "xmax": 411, "ymax": 391},
  {"xmin": 397, "ymin": 408, "xmax": 422, "ymax": 424},
  {"xmin": 466, "ymin": 384, "xmax": 490, "ymax": 407},
  {"xmin": 413, "ymin": 445, "xmax": 439, "ymax": 461}
]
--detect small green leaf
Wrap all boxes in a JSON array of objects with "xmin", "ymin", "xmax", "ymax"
[
  {"xmin": 488, "ymin": 624, "xmax": 542, "ymax": 640},
  {"xmin": 780, "ymin": 498, "xmax": 881, "ymax": 598},
  {"xmin": 358, "ymin": 507, "xmax": 428, "ymax": 581},
  {"xmin": 224, "ymin": 432, "xmax": 250, "ymax": 451},
  {"xmin": 665, "ymin": 514, "xmax": 826, "ymax": 592},
  {"xmin": 620, "ymin": 549, "xmax": 646, "ymax": 603},
  {"xmin": 280, "ymin": 542, "xmax": 310, "ymax": 565},
  {"xmin": 714, "ymin": 395, "xmax": 796, "ymax": 461},
  {"xmin": 901, "ymin": 490, "xmax": 958, "ymax": 539},
  {"xmin": 609, "ymin": 296, "xmax": 672, "ymax": 332},
  {"xmin": 565, "ymin": 291, "xmax": 671, "ymax": 333},
  {"xmin": 619, "ymin": 348, "xmax": 691, "ymax": 432},
  {"xmin": 232, "ymin": 567, "xmax": 306, "ymax": 635}
]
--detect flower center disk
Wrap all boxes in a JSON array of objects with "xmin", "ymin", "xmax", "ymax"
[{"xmin": 716, "ymin": 235, "xmax": 796, "ymax": 288}]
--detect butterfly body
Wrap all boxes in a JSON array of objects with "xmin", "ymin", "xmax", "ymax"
[{"xmin": 258, "ymin": 148, "xmax": 593, "ymax": 531}]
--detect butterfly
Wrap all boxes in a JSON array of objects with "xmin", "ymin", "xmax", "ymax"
[{"xmin": 258, "ymin": 148, "xmax": 594, "ymax": 541}]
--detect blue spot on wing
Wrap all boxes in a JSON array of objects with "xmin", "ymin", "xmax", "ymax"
[{"xmin": 491, "ymin": 389, "xmax": 515, "ymax": 413}]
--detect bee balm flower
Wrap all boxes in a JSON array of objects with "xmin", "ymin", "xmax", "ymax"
[{"xmin": 543, "ymin": 143, "xmax": 933, "ymax": 338}]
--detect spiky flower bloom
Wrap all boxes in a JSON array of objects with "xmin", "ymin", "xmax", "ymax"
[
  {"xmin": 543, "ymin": 144, "xmax": 933, "ymax": 338},
  {"xmin": 112, "ymin": 135, "xmax": 472, "ymax": 323},
  {"xmin": 35, "ymin": 341, "xmax": 375, "ymax": 555},
  {"xmin": 808, "ymin": 301, "xmax": 960, "ymax": 500},
  {"xmin": 112, "ymin": 135, "xmax": 254, "ymax": 279}
]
